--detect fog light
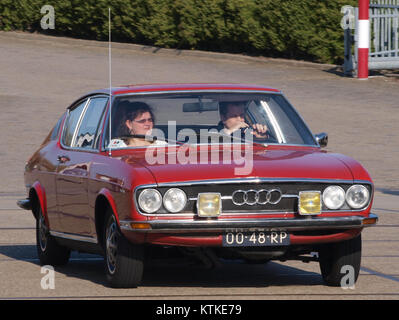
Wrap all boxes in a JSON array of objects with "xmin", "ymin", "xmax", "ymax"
[
  {"xmin": 197, "ymin": 193, "xmax": 221, "ymax": 217},
  {"xmin": 299, "ymin": 191, "xmax": 321, "ymax": 215}
]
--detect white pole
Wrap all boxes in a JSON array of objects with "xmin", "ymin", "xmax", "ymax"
[{"xmin": 358, "ymin": 0, "xmax": 370, "ymax": 79}]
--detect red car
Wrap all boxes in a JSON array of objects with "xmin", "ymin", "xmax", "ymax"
[{"xmin": 18, "ymin": 83, "xmax": 378, "ymax": 288}]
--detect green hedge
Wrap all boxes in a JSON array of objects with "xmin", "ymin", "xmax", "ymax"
[{"xmin": 0, "ymin": 0, "xmax": 356, "ymax": 64}]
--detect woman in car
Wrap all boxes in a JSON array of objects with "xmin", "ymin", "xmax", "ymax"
[{"xmin": 110, "ymin": 101, "xmax": 167, "ymax": 148}]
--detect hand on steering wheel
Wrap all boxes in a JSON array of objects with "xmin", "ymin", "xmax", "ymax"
[{"xmin": 240, "ymin": 123, "xmax": 268, "ymax": 139}]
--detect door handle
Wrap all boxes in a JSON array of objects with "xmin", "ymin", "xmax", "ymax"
[{"xmin": 57, "ymin": 155, "xmax": 70, "ymax": 163}]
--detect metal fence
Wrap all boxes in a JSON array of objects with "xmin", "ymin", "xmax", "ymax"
[
  {"xmin": 344, "ymin": 0, "xmax": 399, "ymax": 75},
  {"xmin": 369, "ymin": 0, "xmax": 399, "ymax": 69}
]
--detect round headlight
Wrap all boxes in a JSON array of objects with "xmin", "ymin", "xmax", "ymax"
[
  {"xmin": 163, "ymin": 188, "xmax": 187, "ymax": 213},
  {"xmin": 323, "ymin": 186, "xmax": 346, "ymax": 210},
  {"xmin": 138, "ymin": 189, "xmax": 162, "ymax": 213},
  {"xmin": 346, "ymin": 185, "xmax": 370, "ymax": 209}
]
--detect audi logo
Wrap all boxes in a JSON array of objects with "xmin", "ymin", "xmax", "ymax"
[{"xmin": 232, "ymin": 189, "xmax": 282, "ymax": 206}]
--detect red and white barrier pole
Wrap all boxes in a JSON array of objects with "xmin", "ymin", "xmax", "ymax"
[{"xmin": 358, "ymin": 0, "xmax": 369, "ymax": 79}]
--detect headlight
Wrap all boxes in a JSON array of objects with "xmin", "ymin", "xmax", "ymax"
[
  {"xmin": 346, "ymin": 185, "xmax": 370, "ymax": 209},
  {"xmin": 323, "ymin": 186, "xmax": 346, "ymax": 210},
  {"xmin": 138, "ymin": 189, "xmax": 162, "ymax": 213},
  {"xmin": 163, "ymin": 188, "xmax": 187, "ymax": 213}
]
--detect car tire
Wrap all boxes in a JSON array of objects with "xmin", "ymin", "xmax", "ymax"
[
  {"xmin": 103, "ymin": 210, "xmax": 144, "ymax": 288},
  {"xmin": 36, "ymin": 208, "xmax": 70, "ymax": 266},
  {"xmin": 319, "ymin": 234, "xmax": 362, "ymax": 287}
]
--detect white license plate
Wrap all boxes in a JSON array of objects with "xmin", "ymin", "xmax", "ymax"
[{"xmin": 222, "ymin": 231, "xmax": 290, "ymax": 247}]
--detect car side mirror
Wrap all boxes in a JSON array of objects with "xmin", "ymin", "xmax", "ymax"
[{"xmin": 315, "ymin": 132, "xmax": 328, "ymax": 148}]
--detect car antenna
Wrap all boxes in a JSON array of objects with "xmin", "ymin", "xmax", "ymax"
[{"xmin": 108, "ymin": 7, "xmax": 112, "ymax": 156}]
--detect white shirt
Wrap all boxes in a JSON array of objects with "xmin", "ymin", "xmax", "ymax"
[{"xmin": 108, "ymin": 139, "xmax": 167, "ymax": 149}]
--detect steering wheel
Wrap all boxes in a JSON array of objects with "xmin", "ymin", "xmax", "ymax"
[{"xmin": 239, "ymin": 127, "xmax": 278, "ymax": 143}]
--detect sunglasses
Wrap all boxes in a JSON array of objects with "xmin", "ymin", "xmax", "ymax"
[{"xmin": 133, "ymin": 117, "xmax": 154, "ymax": 124}]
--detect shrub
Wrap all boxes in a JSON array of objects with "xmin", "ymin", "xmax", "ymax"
[{"xmin": 0, "ymin": 0, "xmax": 357, "ymax": 64}]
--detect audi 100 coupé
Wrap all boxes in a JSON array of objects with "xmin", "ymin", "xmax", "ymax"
[{"xmin": 18, "ymin": 84, "xmax": 378, "ymax": 288}]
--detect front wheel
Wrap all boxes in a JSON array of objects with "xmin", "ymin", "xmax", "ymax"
[
  {"xmin": 319, "ymin": 234, "xmax": 362, "ymax": 287},
  {"xmin": 103, "ymin": 210, "xmax": 144, "ymax": 288},
  {"xmin": 36, "ymin": 209, "xmax": 70, "ymax": 266}
]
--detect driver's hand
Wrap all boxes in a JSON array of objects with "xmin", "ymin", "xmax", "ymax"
[
  {"xmin": 250, "ymin": 123, "xmax": 268, "ymax": 138},
  {"xmin": 228, "ymin": 122, "xmax": 268, "ymax": 138},
  {"xmin": 228, "ymin": 121, "xmax": 248, "ymax": 134}
]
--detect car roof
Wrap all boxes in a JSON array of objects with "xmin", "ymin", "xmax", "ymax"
[
  {"xmin": 70, "ymin": 83, "xmax": 281, "ymax": 109},
  {"xmin": 93, "ymin": 83, "xmax": 280, "ymax": 95}
]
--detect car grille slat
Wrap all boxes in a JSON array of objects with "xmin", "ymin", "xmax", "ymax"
[{"xmin": 155, "ymin": 183, "xmax": 320, "ymax": 214}]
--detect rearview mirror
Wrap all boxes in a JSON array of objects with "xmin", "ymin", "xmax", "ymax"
[
  {"xmin": 315, "ymin": 132, "xmax": 328, "ymax": 148},
  {"xmin": 183, "ymin": 101, "xmax": 219, "ymax": 112}
]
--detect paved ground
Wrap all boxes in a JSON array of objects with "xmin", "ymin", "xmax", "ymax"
[
  {"xmin": 0, "ymin": 31, "xmax": 398, "ymax": 300},
  {"xmin": 1, "ymin": 192, "xmax": 398, "ymax": 300}
]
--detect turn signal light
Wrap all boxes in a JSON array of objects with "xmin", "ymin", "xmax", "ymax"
[
  {"xmin": 362, "ymin": 217, "xmax": 377, "ymax": 226},
  {"xmin": 130, "ymin": 223, "xmax": 152, "ymax": 230}
]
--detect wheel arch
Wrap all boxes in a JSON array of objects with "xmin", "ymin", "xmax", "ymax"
[
  {"xmin": 95, "ymin": 189, "xmax": 119, "ymax": 248},
  {"xmin": 29, "ymin": 182, "xmax": 47, "ymax": 222}
]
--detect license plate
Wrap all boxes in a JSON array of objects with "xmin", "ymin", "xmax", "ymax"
[{"xmin": 222, "ymin": 231, "xmax": 290, "ymax": 247}]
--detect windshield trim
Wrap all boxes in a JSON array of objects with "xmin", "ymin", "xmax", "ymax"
[
  {"xmin": 114, "ymin": 89, "xmax": 283, "ymax": 98},
  {"xmin": 279, "ymin": 92, "xmax": 318, "ymax": 146}
]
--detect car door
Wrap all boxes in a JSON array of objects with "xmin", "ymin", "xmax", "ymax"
[
  {"xmin": 32, "ymin": 113, "xmax": 66, "ymax": 232},
  {"xmin": 56, "ymin": 96, "xmax": 108, "ymax": 238}
]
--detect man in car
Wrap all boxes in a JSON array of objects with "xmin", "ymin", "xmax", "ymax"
[{"xmin": 218, "ymin": 101, "xmax": 268, "ymax": 138}]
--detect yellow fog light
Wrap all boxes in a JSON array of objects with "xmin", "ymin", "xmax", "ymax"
[
  {"xmin": 299, "ymin": 191, "xmax": 321, "ymax": 215},
  {"xmin": 197, "ymin": 193, "xmax": 222, "ymax": 217}
]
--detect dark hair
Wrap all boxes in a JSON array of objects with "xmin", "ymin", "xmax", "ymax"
[
  {"xmin": 116, "ymin": 101, "xmax": 155, "ymax": 136},
  {"xmin": 219, "ymin": 101, "xmax": 246, "ymax": 117}
]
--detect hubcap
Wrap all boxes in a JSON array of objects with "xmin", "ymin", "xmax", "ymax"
[
  {"xmin": 106, "ymin": 217, "xmax": 118, "ymax": 274},
  {"xmin": 38, "ymin": 215, "xmax": 48, "ymax": 251}
]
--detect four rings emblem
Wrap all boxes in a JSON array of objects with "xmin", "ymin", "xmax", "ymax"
[{"xmin": 232, "ymin": 189, "xmax": 282, "ymax": 206}]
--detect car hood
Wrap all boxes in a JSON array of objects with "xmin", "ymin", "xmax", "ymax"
[{"xmin": 122, "ymin": 146, "xmax": 357, "ymax": 184}]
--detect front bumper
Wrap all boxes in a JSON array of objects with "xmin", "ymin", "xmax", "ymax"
[
  {"xmin": 120, "ymin": 213, "xmax": 378, "ymax": 233},
  {"xmin": 17, "ymin": 198, "xmax": 32, "ymax": 210}
]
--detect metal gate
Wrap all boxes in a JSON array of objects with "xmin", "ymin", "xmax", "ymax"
[{"xmin": 344, "ymin": 0, "xmax": 399, "ymax": 75}]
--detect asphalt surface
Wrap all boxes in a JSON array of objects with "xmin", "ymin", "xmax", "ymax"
[{"xmin": 0, "ymin": 31, "xmax": 398, "ymax": 301}]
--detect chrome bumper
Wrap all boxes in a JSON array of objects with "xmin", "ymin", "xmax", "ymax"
[{"xmin": 121, "ymin": 213, "xmax": 378, "ymax": 233}]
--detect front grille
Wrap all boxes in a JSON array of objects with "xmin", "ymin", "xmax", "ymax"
[
  {"xmin": 179, "ymin": 183, "xmax": 303, "ymax": 214},
  {"xmin": 135, "ymin": 181, "xmax": 372, "ymax": 215}
]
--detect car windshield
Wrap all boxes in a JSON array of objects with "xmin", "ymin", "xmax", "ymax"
[{"xmin": 104, "ymin": 92, "xmax": 317, "ymax": 148}]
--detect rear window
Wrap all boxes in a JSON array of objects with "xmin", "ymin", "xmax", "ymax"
[
  {"xmin": 74, "ymin": 97, "xmax": 108, "ymax": 149},
  {"xmin": 50, "ymin": 113, "xmax": 66, "ymax": 141},
  {"xmin": 62, "ymin": 100, "xmax": 88, "ymax": 147}
]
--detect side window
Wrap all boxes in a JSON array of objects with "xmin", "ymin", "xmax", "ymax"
[
  {"xmin": 50, "ymin": 113, "xmax": 66, "ymax": 141},
  {"xmin": 62, "ymin": 100, "xmax": 87, "ymax": 147},
  {"xmin": 74, "ymin": 97, "xmax": 108, "ymax": 149}
]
